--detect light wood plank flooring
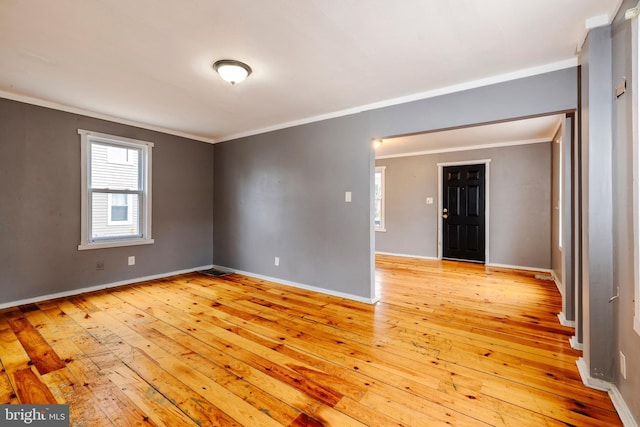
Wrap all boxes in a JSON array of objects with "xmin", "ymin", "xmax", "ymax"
[{"xmin": 0, "ymin": 255, "xmax": 622, "ymax": 426}]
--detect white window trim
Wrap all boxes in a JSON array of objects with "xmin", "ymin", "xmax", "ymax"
[
  {"xmin": 107, "ymin": 193, "xmax": 133, "ymax": 225},
  {"xmin": 375, "ymin": 166, "xmax": 386, "ymax": 232},
  {"xmin": 78, "ymin": 129, "xmax": 154, "ymax": 250},
  {"xmin": 632, "ymin": 12, "xmax": 640, "ymax": 335}
]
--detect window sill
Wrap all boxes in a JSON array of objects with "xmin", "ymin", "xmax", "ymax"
[
  {"xmin": 375, "ymin": 228, "xmax": 387, "ymax": 232},
  {"xmin": 78, "ymin": 238, "xmax": 154, "ymax": 251}
]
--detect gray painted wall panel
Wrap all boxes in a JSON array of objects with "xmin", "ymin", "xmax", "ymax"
[
  {"xmin": 376, "ymin": 143, "xmax": 552, "ymax": 269},
  {"xmin": 0, "ymin": 98, "xmax": 214, "ymax": 304},
  {"xmin": 369, "ymin": 68, "xmax": 578, "ymax": 139},
  {"xmin": 551, "ymin": 126, "xmax": 563, "ymax": 287},
  {"xmin": 611, "ymin": 1, "xmax": 640, "ymax": 422},
  {"xmin": 213, "ymin": 115, "xmax": 373, "ymax": 299},
  {"xmin": 581, "ymin": 25, "xmax": 616, "ymax": 382}
]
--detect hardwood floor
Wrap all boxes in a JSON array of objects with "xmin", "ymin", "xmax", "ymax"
[{"xmin": 0, "ymin": 255, "xmax": 622, "ymax": 426}]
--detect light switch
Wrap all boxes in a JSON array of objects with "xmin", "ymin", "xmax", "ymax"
[
  {"xmin": 345, "ymin": 191, "xmax": 352, "ymax": 202},
  {"xmin": 426, "ymin": 197, "xmax": 433, "ymax": 205}
]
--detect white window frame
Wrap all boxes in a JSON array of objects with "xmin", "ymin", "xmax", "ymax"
[
  {"xmin": 107, "ymin": 193, "xmax": 133, "ymax": 225},
  {"xmin": 375, "ymin": 166, "xmax": 386, "ymax": 232},
  {"xmin": 78, "ymin": 129, "xmax": 154, "ymax": 250},
  {"xmin": 632, "ymin": 10, "xmax": 640, "ymax": 335}
]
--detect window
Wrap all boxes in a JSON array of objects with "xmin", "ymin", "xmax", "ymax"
[
  {"xmin": 375, "ymin": 166, "xmax": 386, "ymax": 231},
  {"xmin": 78, "ymin": 130, "xmax": 154, "ymax": 250},
  {"xmin": 558, "ymin": 135, "xmax": 563, "ymax": 249},
  {"xmin": 108, "ymin": 193, "xmax": 132, "ymax": 225}
]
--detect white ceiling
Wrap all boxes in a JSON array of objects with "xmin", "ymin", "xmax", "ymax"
[
  {"xmin": 0, "ymin": 0, "xmax": 620, "ymax": 143},
  {"xmin": 375, "ymin": 115, "xmax": 564, "ymax": 159}
]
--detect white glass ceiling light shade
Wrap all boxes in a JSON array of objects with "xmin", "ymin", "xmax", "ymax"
[{"xmin": 213, "ymin": 60, "xmax": 252, "ymax": 85}]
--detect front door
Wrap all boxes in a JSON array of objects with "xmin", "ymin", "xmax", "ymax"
[{"xmin": 442, "ymin": 164, "xmax": 486, "ymax": 262}]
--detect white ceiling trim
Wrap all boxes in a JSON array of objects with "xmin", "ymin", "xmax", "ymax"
[
  {"xmin": 576, "ymin": 0, "xmax": 624, "ymax": 52},
  {"xmin": 216, "ymin": 58, "xmax": 578, "ymax": 143},
  {"xmin": 375, "ymin": 137, "xmax": 552, "ymax": 160},
  {"xmin": 0, "ymin": 89, "xmax": 217, "ymax": 144}
]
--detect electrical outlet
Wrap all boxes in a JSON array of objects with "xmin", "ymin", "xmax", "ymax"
[
  {"xmin": 620, "ymin": 351, "xmax": 627, "ymax": 379},
  {"xmin": 345, "ymin": 191, "xmax": 352, "ymax": 202},
  {"xmin": 128, "ymin": 256, "xmax": 135, "ymax": 266},
  {"xmin": 96, "ymin": 261, "xmax": 104, "ymax": 271},
  {"xmin": 274, "ymin": 257, "xmax": 280, "ymax": 266}
]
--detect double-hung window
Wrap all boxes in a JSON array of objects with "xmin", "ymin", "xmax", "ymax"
[{"xmin": 78, "ymin": 130, "xmax": 154, "ymax": 250}]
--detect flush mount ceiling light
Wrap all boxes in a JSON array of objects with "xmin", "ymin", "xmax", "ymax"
[{"xmin": 213, "ymin": 59, "xmax": 252, "ymax": 85}]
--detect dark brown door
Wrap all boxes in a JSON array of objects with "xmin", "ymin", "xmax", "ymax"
[{"xmin": 442, "ymin": 164, "xmax": 486, "ymax": 262}]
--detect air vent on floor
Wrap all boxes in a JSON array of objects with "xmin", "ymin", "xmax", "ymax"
[{"xmin": 198, "ymin": 268, "xmax": 232, "ymax": 278}]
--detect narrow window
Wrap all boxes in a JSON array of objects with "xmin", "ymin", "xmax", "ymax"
[
  {"xmin": 558, "ymin": 135, "xmax": 563, "ymax": 249},
  {"xmin": 375, "ymin": 166, "xmax": 386, "ymax": 231},
  {"xmin": 78, "ymin": 130, "xmax": 154, "ymax": 250}
]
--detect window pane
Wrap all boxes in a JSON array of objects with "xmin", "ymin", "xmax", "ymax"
[
  {"xmin": 107, "ymin": 146, "xmax": 132, "ymax": 165},
  {"xmin": 375, "ymin": 172, "xmax": 382, "ymax": 199},
  {"xmin": 92, "ymin": 192, "xmax": 140, "ymax": 239},
  {"xmin": 91, "ymin": 143, "xmax": 140, "ymax": 190},
  {"xmin": 374, "ymin": 199, "xmax": 382, "ymax": 225},
  {"xmin": 111, "ymin": 193, "xmax": 128, "ymax": 206},
  {"xmin": 111, "ymin": 205, "xmax": 128, "ymax": 221}
]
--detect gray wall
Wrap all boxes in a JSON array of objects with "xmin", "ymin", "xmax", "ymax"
[
  {"xmin": 213, "ymin": 115, "xmax": 373, "ymax": 299},
  {"xmin": 213, "ymin": 67, "xmax": 577, "ymax": 300},
  {"xmin": 581, "ymin": 25, "xmax": 616, "ymax": 383},
  {"xmin": 610, "ymin": 0, "xmax": 640, "ymax": 421},
  {"xmin": 375, "ymin": 143, "xmax": 552, "ymax": 269},
  {"xmin": 551, "ymin": 125, "xmax": 563, "ymax": 285},
  {"xmin": 0, "ymin": 98, "xmax": 214, "ymax": 304}
]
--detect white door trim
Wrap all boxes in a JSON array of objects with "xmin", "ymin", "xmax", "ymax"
[{"xmin": 437, "ymin": 159, "xmax": 492, "ymax": 263}]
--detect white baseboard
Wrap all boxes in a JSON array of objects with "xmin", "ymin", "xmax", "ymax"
[
  {"xmin": 213, "ymin": 265, "xmax": 378, "ymax": 304},
  {"xmin": 570, "ymin": 335, "xmax": 584, "ymax": 350},
  {"xmin": 609, "ymin": 383, "xmax": 639, "ymax": 427},
  {"xmin": 0, "ymin": 264, "xmax": 214, "ymax": 310},
  {"xmin": 375, "ymin": 251, "xmax": 438, "ymax": 261},
  {"xmin": 576, "ymin": 358, "xmax": 638, "ymax": 426},
  {"xmin": 485, "ymin": 263, "xmax": 552, "ymax": 273},
  {"xmin": 551, "ymin": 270, "xmax": 564, "ymax": 297},
  {"xmin": 576, "ymin": 357, "xmax": 611, "ymax": 391},
  {"xmin": 557, "ymin": 312, "xmax": 576, "ymax": 328}
]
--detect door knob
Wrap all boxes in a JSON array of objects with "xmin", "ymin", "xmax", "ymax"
[
  {"xmin": 443, "ymin": 208, "xmax": 448, "ymax": 213},
  {"xmin": 442, "ymin": 214, "xmax": 448, "ymax": 219}
]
